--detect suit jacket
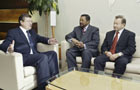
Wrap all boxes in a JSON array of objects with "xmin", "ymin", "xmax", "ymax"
[
  {"xmin": 0, "ymin": 27, "xmax": 49, "ymax": 55},
  {"xmin": 65, "ymin": 25, "xmax": 99, "ymax": 54},
  {"xmin": 101, "ymin": 29, "xmax": 136, "ymax": 59}
]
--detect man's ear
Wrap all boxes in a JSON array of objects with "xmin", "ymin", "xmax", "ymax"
[
  {"xmin": 20, "ymin": 20, "xmax": 23, "ymax": 25},
  {"xmin": 122, "ymin": 23, "xmax": 126, "ymax": 27},
  {"xmin": 87, "ymin": 21, "xmax": 90, "ymax": 24}
]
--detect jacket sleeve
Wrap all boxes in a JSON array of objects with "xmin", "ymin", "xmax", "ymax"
[
  {"xmin": 101, "ymin": 32, "xmax": 109, "ymax": 54},
  {"xmin": 122, "ymin": 32, "xmax": 136, "ymax": 56},
  {"xmin": 65, "ymin": 27, "xmax": 76, "ymax": 42},
  {"xmin": 85, "ymin": 28, "xmax": 99, "ymax": 49},
  {"xmin": 32, "ymin": 30, "xmax": 50, "ymax": 44},
  {"xmin": 0, "ymin": 30, "xmax": 14, "ymax": 52}
]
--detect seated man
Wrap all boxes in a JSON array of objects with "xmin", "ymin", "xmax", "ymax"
[
  {"xmin": 0, "ymin": 14, "xmax": 59, "ymax": 90},
  {"xmin": 94, "ymin": 15, "xmax": 136, "ymax": 77},
  {"xmin": 65, "ymin": 14, "xmax": 99, "ymax": 69}
]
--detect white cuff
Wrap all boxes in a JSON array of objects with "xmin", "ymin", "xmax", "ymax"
[
  {"xmin": 118, "ymin": 52, "xmax": 123, "ymax": 56},
  {"xmin": 68, "ymin": 39, "xmax": 72, "ymax": 43},
  {"xmin": 84, "ymin": 44, "xmax": 87, "ymax": 49}
]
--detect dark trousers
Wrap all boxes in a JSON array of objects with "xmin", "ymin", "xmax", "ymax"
[
  {"xmin": 66, "ymin": 47, "xmax": 96, "ymax": 69},
  {"xmin": 94, "ymin": 54, "xmax": 130, "ymax": 75},
  {"xmin": 23, "ymin": 51, "xmax": 59, "ymax": 86}
]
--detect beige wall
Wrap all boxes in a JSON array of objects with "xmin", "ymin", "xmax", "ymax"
[
  {"xmin": 31, "ymin": 11, "xmax": 47, "ymax": 37},
  {"xmin": 32, "ymin": 0, "xmax": 140, "ymax": 43}
]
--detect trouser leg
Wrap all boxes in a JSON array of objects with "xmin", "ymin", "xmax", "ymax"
[
  {"xmin": 66, "ymin": 48, "xmax": 81, "ymax": 69},
  {"xmin": 94, "ymin": 54, "xmax": 110, "ymax": 73},
  {"xmin": 41, "ymin": 51, "xmax": 59, "ymax": 77},
  {"xmin": 114, "ymin": 56, "xmax": 129, "ymax": 75},
  {"xmin": 81, "ymin": 49, "xmax": 93, "ymax": 69},
  {"xmin": 23, "ymin": 54, "xmax": 51, "ymax": 85}
]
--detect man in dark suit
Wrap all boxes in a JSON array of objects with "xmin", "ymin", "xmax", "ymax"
[
  {"xmin": 94, "ymin": 15, "xmax": 136, "ymax": 77},
  {"xmin": 65, "ymin": 14, "xmax": 99, "ymax": 69},
  {"xmin": 0, "ymin": 14, "xmax": 59, "ymax": 90}
]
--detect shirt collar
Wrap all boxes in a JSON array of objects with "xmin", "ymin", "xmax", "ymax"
[
  {"xmin": 84, "ymin": 24, "xmax": 89, "ymax": 30},
  {"xmin": 116, "ymin": 28, "xmax": 124, "ymax": 34},
  {"xmin": 20, "ymin": 26, "xmax": 28, "ymax": 33}
]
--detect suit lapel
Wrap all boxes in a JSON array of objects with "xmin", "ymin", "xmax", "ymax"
[
  {"xmin": 79, "ymin": 27, "xmax": 83, "ymax": 40},
  {"xmin": 18, "ymin": 28, "xmax": 29, "ymax": 44},
  {"xmin": 110, "ymin": 31, "xmax": 116, "ymax": 44},
  {"xmin": 117, "ymin": 29, "xmax": 126, "ymax": 45},
  {"xmin": 81, "ymin": 25, "xmax": 91, "ymax": 41},
  {"xmin": 29, "ymin": 30, "xmax": 36, "ymax": 44}
]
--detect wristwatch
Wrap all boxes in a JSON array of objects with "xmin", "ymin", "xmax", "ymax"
[{"xmin": 118, "ymin": 52, "xmax": 123, "ymax": 57}]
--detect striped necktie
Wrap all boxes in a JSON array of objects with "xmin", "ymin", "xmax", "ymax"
[{"xmin": 26, "ymin": 31, "xmax": 37, "ymax": 54}]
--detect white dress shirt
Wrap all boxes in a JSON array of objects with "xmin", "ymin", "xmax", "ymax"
[
  {"xmin": 20, "ymin": 26, "xmax": 33, "ymax": 54},
  {"xmin": 113, "ymin": 28, "xmax": 124, "ymax": 56},
  {"xmin": 113, "ymin": 28, "xmax": 124, "ymax": 41}
]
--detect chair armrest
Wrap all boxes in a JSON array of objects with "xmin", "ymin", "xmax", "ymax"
[
  {"xmin": 61, "ymin": 40, "xmax": 71, "ymax": 69},
  {"xmin": 0, "ymin": 40, "xmax": 4, "ymax": 44},
  {"xmin": 0, "ymin": 51, "xmax": 24, "ymax": 90}
]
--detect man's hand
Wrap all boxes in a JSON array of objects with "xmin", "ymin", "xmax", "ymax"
[
  {"xmin": 71, "ymin": 38, "xmax": 80, "ymax": 46},
  {"xmin": 49, "ymin": 38, "xmax": 58, "ymax": 45},
  {"xmin": 77, "ymin": 42, "xmax": 84, "ymax": 48},
  {"xmin": 109, "ymin": 54, "xmax": 119, "ymax": 61},
  {"xmin": 105, "ymin": 51, "xmax": 112, "ymax": 57},
  {"xmin": 8, "ymin": 40, "xmax": 15, "ymax": 53},
  {"xmin": 71, "ymin": 38, "xmax": 84, "ymax": 48}
]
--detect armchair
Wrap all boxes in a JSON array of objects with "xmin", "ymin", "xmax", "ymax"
[{"xmin": 0, "ymin": 40, "xmax": 59, "ymax": 90}]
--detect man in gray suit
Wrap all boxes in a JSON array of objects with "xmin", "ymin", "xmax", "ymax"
[{"xmin": 65, "ymin": 14, "xmax": 99, "ymax": 69}]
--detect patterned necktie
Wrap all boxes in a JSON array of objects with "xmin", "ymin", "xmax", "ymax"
[
  {"xmin": 82, "ymin": 28, "xmax": 86, "ymax": 34},
  {"xmin": 110, "ymin": 31, "xmax": 119, "ymax": 54},
  {"xmin": 26, "ymin": 31, "xmax": 37, "ymax": 54}
]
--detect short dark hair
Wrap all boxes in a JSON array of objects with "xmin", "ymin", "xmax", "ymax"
[
  {"xmin": 81, "ymin": 14, "xmax": 90, "ymax": 21},
  {"xmin": 18, "ymin": 14, "xmax": 31, "ymax": 25},
  {"xmin": 115, "ymin": 15, "xmax": 126, "ymax": 25}
]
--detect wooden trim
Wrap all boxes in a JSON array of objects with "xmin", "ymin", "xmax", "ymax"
[
  {"xmin": 0, "ymin": 0, "xmax": 28, "ymax": 9},
  {"xmin": 0, "ymin": 9, "xmax": 28, "ymax": 22},
  {"xmin": 59, "ymin": 44, "xmax": 61, "ymax": 60},
  {"xmin": 0, "ymin": 23, "xmax": 38, "ymax": 40},
  {"xmin": 51, "ymin": 26, "xmax": 55, "ymax": 38}
]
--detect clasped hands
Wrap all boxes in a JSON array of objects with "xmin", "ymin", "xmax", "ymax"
[
  {"xmin": 72, "ymin": 38, "xmax": 84, "ymax": 48},
  {"xmin": 105, "ymin": 51, "xmax": 119, "ymax": 61}
]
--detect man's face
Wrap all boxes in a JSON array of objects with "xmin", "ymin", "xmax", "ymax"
[
  {"xmin": 113, "ymin": 18, "xmax": 125, "ymax": 31},
  {"xmin": 20, "ymin": 17, "xmax": 33, "ymax": 30},
  {"xmin": 79, "ymin": 16, "xmax": 89, "ymax": 28}
]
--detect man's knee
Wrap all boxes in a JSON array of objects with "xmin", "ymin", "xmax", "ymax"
[
  {"xmin": 82, "ymin": 49, "xmax": 91, "ymax": 55},
  {"xmin": 94, "ymin": 56, "xmax": 102, "ymax": 63},
  {"xmin": 66, "ymin": 49, "xmax": 72, "ymax": 56},
  {"xmin": 94, "ymin": 56, "xmax": 102, "ymax": 62},
  {"xmin": 35, "ymin": 54, "xmax": 48, "ymax": 65},
  {"xmin": 94, "ymin": 56, "xmax": 107, "ymax": 66},
  {"xmin": 49, "ymin": 51, "xmax": 57, "ymax": 56},
  {"xmin": 116, "ymin": 58, "xmax": 129, "ymax": 65}
]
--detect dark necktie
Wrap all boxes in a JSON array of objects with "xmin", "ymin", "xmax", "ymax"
[
  {"xmin": 110, "ymin": 31, "xmax": 119, "ymax": 54},
  {"xmin": 26, "ymin": 31, "xmax": 37, "ymax": 54}
]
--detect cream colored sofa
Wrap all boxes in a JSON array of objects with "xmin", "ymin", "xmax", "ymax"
[
  {"xmin": 0, "ymin": 40, "xmax": 59, "ymax": 90},
  {"xmin": 61, "ymin": 34, "xmax": 140, "ymax": 78}
]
